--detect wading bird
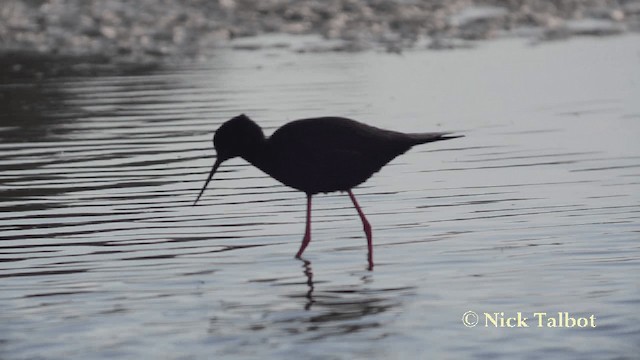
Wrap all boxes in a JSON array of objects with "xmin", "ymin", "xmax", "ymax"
[{"xmin": 194, "ymin": 114, "xmax": 462, "ymax": 269}]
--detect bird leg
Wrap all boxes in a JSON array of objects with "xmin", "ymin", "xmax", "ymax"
[
  {"xmin": 295, "ymin": 194, "xmax": 312, "ymax": 258},
  {"xmin": 347, "ymin": 190, "xmax": 373, "ymax": 269}
]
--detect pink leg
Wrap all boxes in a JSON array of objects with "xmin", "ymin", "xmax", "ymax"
[
  {"xmin": 295, "ymin": 194, "xmax": 312, "ymax": 258},
  {"xmin": 347, "ymin": 190, "xmax": 373, "ymax": 269}
]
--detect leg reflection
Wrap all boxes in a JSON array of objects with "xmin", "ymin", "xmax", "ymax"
[{"xmin": 301, "ymin": 259, "xmax": 315, "ymax": 310}]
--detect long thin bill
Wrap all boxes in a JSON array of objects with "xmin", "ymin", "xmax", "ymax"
[{"xmin": 193, "ymin": 158, "xmax": 222, "ymax": 206}]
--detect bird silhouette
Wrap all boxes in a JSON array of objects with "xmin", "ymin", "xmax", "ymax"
[{"xmin": 194, "ymin": 114, "xmax": 462, "ymax": 269}]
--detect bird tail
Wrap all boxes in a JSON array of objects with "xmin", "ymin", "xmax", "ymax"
[{"xmin": 407, "ymin": 132, "xmax": 464, "ymax": 145}]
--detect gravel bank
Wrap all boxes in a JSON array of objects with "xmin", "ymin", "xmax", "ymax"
[{"xmin": 1, "ymin": 0, "xmax": 639, "ymax": 72}]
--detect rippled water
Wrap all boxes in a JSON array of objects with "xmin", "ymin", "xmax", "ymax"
[{"xmin": 2, "ymin": 35, "xmax": 639, "ymax": 359}]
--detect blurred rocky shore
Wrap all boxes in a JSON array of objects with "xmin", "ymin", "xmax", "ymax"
[{"xmin": 1, "ymin": 0, "xmax": 639, "ymax": 74}]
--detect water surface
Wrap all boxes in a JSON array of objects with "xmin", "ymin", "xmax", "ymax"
[{"xmin": 1, "ymin": 35, "xmax": 639, "ymax": 359}]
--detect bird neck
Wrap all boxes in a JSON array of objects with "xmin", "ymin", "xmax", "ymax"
[{"xmin": 240, "ymin": 138, "xmax": 270, "ymax": 171}]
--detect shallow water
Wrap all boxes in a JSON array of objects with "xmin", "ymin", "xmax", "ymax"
[{"xmin": 1, "ymin": 35, "xmax": 639, "ymax": 359}]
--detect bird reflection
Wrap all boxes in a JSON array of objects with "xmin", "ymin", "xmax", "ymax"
[{"xmin": 300, "ymin": 259, "xmax": 315, "ymax": 310}]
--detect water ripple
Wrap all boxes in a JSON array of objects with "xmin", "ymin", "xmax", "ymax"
[{"xmin": 2, "ymin": 37, "xmax": 640, "ymax": 359}]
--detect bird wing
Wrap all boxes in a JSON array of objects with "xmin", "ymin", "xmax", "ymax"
[
  {"xmin": 271, "ymin": 117, "xmax": 408, "ymax": 154},
  {"xmin": 267, "ymin": 118, "xmax": 411, "ymax": 192}
]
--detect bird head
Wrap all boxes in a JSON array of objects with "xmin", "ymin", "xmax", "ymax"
[
  {"xmin": 213, "ymin": 114, "xmax": 265, "ymax": 161},
  {"xmin": 193, "ymin": 114, "xmax": 265, "ymax": 205}
]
